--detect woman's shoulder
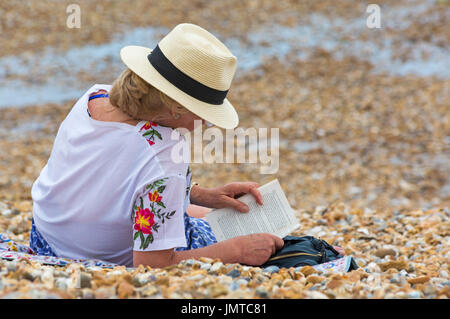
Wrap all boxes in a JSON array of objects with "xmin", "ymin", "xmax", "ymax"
[
  {"xmin": 136, "ymin": 121, "xmax": 190, "ymax": 173},
  {"xmin": 137, "ymin": 121, "xmax": 187, "ymax": 152}
]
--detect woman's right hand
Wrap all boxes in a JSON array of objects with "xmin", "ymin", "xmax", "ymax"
[{"xmin": 228, "ymin": 233, "xmax": 284, "ymax": 266}]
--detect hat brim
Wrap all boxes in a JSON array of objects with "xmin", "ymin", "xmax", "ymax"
[{"xmin": 120, "ymin": 45, "xmax": 239, "ymax": 129}]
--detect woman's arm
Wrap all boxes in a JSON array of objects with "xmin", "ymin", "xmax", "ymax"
[
  {"xmin": 133, "ymin": 233, "xmax": 284, "ymax": 268},
  {"xmin": 189, "ymin": 185, "xmax": 214, "ymax": 207}
]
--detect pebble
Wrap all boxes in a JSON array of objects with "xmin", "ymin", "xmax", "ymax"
[
  {"xmin": 399, "ymin": 269, "xmax": 409, "ymax": 277},
  {"xmin": 375, "ymin": 248, "xmax": 396, "ymax": 258},
  {"xmin": 55, "ymin": 277, "xmax": 70, "ymax": 290},
  {"xmin": 226, "ymin": 269, "xmax": 241, "ymax": 278},
  {"xmin": 229, "ymin": 282, "xmax": 240, "ymax": 291},
  {"xmin": 262, "ymin": 266, "xmax": 280, "ymax": 274},
  {"xmin": 5, "ymin": 261, "xmax": 18, "ymax": 273},
  {"xmin": 307, "ymin": 275, "xmax": 325, "ymax": 285},
  {"xmin": 200, "ymin": 263, "xmax": 211, "ymax": 271},
  {"xmin": 235, "ymin": 278, "xmax": 249, "ymax": 287},
  {"xmin": 408, "ymin": 276, "xmax": 430, "ymax": 285},
  {"xmin": 306, "ymin": 291, "xmax": 328, "ymax": 299},
  {"xmin": 133, "ymin": 273, "xmax": 154, "ymax": 287},
  {"xmin": 407, "ymin": 291, "xmax": 422, "ymax": 299},
  {"xmin": 186, "ymin": 274, "xmax": 205, "ymax": 281},
  {"xmin": 79, "ymin": 273, "xmax": 92, "ymax": 289},
  {"xmin": 209, "ymin": 262, "xmax": 223, "ymax": 274},
  {"xmin": 82, "ymin": 288, "xmax": 95, "ymax": 299},
  {"xmin": 255, "ymin": 286, "xmax": 270, "ymax": 298},
  {"xmin": 390, "ymin": 275, "xmax": 401, "ymax": 284},
  {"xmin": 117, "ymin": 280, "xmax": 134, "ymax": 298}
]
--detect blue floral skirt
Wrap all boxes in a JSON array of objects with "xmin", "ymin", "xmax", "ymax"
[
  {"xmin": 29, "ymin": 219, "xmax": 58, "ymax": 257},
  {"xmin": 30, "ymin": 213, "xmax": 217, "ymax": 256},
  {"xmin": 175, "ymin": 212, "xmax": 217, "ymax": 251}
]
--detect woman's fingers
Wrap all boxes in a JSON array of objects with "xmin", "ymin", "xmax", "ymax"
[
  {"xmin": 228, "ymin": 182, "xmax": 263, "ymax": 206},
  {"xmin": 248, "ymin": 185, "xmax": 263, "ymax": 205},
  {"xmin": 270, "ymin": 234, "xmax": 284, "ymax": 251},
  {"xmin": 218, "ymin": 182, "xmax": 264, "ymax": 212},
  {"xmin": 221, "ymin": 195, "xmax": 249, "ymax": 213}
]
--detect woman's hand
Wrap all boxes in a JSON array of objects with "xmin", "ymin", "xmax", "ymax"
[
  {"xmin": 190, "ymin": 182, "xmax": 263, "ymax": 213},
  {"xmin": 229, "ymin": 233, "xmax": 284, "ymax": 266}
]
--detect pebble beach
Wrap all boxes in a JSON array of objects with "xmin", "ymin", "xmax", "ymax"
[{"xmin": 0, "ymin": 0, "xmax": 449, "ymax": 299}]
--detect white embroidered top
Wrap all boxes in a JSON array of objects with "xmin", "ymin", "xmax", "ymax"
[{"xmin": 31, "ymin": 84, "xmax": 191, "ymax": 267}]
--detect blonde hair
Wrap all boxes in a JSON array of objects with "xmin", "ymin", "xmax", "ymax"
[{"xmin": 109, "ymin": 68, "xmax": 189, "ymax": 122}]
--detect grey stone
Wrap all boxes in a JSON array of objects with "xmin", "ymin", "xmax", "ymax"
[
  {"xmin": 407, "ymin": 291, "xmax": 421, "ymax": 298},
  {"xmin": 209, "ymin": 262, "xmax": 223, "ymax": 273},
  {"xmin": 226, "ymin": 269, "xmax": 241, "ymax": 278},
  {"xmin": 255, "ymin": 286, "xmax": 269, "ymax": 298},
  {"xmin": 133, "ymin": 273, "xmax": 154, "ymax": 287},
  {"xmin": 82, "ymin": 289, "xmax": 95, "ymax": 299},
  {"xmin": 200, "ymin": 263, "xmax": 211, "ymax": 271},
  {"xmin": 79, "ymin": 272, "xmax": 92, "ymax": 289},
  {"xmin": 55, "ymin": 278, "xmax": 69, "ymax": 290},
  {"xmin": 263, "ymin": 265, "xmax": 280, "ymax": 274},
  {"xmin": 5, "ymin": 261, "xmax": 17, "ymax": 272},
  {"xmin": 235, "ymin": 278, "xmax": 248, "ymax": 287},
  {"xmin": 230, "ymin": 282, "xmax": 239, "ymax": 291}
]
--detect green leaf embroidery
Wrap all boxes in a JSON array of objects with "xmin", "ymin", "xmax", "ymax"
[
  {"xmin": 156, "ymin": 201, "xmax": 166, "ymax": 209},
  {"xmin": 140, "ymin": 197, "xmax": 144, "ymax": 209},
  {"xmin": 157, "ymin": 185, "xmax": 166, "ymax": 193},
  {"xmin": 153, "ymin": 130, "xmax": 162, "ymax": 140},
  {"xmin": 146, "ymin": 178, "xmax": 167, "ymax": 191},
  {"xmin": 143, "ymin": 234, "xmax": 153, "ymax": 249},
  {"xmin": 142, "ymin": 130, "xmax": 153, "ymax": 137},
  {"xmin": 139, "ymin": 232, "xmax": 145, "ymax": 249},
  {"xmin": 133, "ymin": 232, "xmax": 139, "ymax": 241}
]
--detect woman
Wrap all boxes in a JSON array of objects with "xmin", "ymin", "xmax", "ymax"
[
  {"xmin": 30, "ymin": 23, "xmax": 344, "ymax": 268},
  {"xmin": 30, "ymin": 23, "xmax": 285, "ymax": 268}
]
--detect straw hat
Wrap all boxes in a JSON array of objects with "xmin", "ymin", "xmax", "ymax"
[{"xmin": 120, "ymin": 23, "xmax": 239, "ymax": 129}]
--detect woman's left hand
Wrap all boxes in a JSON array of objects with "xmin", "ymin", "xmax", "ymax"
[{"xmin": 191, "ymin": 182, "xmax": 263, "ymax": 213}]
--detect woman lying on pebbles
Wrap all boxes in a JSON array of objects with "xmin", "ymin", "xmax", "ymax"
[{"xmin": 30, "ymin": 23, "xmax": 344, "ymax": 268}]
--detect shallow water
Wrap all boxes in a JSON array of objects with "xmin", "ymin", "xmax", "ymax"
[{"xmin": 0, "ymin": 0, "xmax": 447, "ymax": 108}]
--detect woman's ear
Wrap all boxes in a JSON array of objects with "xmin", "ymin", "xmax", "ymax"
[{"xmin": 167, "ymin": 107, "xmax": 177, "ymax": 119}]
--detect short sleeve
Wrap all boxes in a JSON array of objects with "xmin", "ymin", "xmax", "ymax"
[{"xmin": 132, "ymin": 175, "xmax": 187, "ymax": 251}]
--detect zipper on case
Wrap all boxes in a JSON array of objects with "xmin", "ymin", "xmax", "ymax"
[{"xmin": 267, "ymin": 252, "xmax": 322, "ymax": 262}]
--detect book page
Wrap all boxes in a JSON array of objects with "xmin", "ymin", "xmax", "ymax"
[{"xmin": 205, "ymin": 179, "xmax": 300, "ymax": 242}]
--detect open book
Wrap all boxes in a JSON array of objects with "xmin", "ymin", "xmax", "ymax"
[{"xmin": 205, "ymin": 179, "xmax": 300, "ymax": 242}]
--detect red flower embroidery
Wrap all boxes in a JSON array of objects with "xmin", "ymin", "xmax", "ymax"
[
  {"xmin": 149, "ymin": 190, "xmax": 162, "ymax": 202},
  {"xmin": 134, "ymin": 207, "xmax": 155, "ymax": 234},
  {"xmin": 140, "ymin": 121, "xmax": 157, "ymax": 131},
  {"xmin": 147, "ymin": 139, "xmax": 155, "ymax": 146}
]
